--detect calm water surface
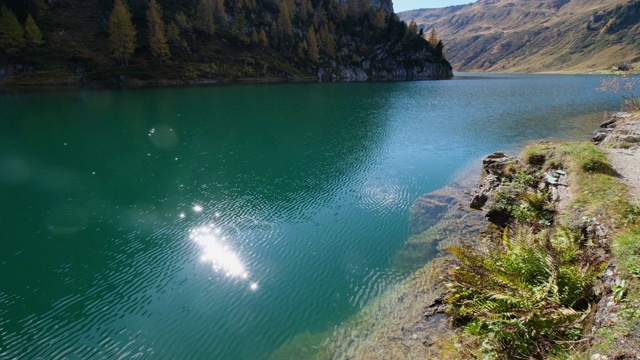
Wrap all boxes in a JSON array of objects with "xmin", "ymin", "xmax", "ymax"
[{"xmin": 0, "ymin": 75, "xmax": 622, "ymax": 358}]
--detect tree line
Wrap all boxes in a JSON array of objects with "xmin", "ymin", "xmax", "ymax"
[{"xmin": 0, "ymin": 0, "xmax": 447, "ymax": 77}]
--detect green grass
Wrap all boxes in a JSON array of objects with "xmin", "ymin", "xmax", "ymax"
[
  {"xmin": 555, "ymin": 142, "xmax": 626, "ymax": 226},
  {"xmin": 442, "ymin": 140, "xmax": 639, "ymax": 359},
  {"xmin": 522, "ymin": 144, "xmax": 548, "ymax": 166}
]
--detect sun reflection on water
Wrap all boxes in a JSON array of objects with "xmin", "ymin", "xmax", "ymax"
[{"xmin": 190, "ymin": 225, "xmax": 249, "ymax": 279}]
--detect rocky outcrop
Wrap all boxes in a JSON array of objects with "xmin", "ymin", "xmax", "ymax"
[
  {"xmin": 316, "ymin": 47, "xmax": 454, "ymax": 82},
  {"xmin": 469, "ymin": 152, "xmax": 518, "ymax": 224},
  {"xmin": 593, "ymin": 112, "xmax": 640, "ymax": 146},
  {"xmin": 469, "ymin": 150, "xmax": 570, "ymax": 226}
]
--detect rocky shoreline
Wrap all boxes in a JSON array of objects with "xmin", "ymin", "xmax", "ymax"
[
  {"xmin": 270, "ymin": 111, "xmax": 640, "ymax": 359},
  {"xmin": 268, "ymin": 110, "xmax": 640, "ymax": 359},
  {"xmin": 0, "ymin": 62, "xmax": 453, "ymax": 92}
]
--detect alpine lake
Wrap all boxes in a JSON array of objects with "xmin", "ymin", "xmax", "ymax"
[{"xmin": 0, "ymin": 74, "xmax": 625, "ymax": 359}]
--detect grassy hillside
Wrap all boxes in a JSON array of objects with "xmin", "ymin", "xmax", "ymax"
[
  {"xmin": 399, "ymin": 0, "xmax": 640, "ymax": 73},
  {"xmin": 0, "ymin": 0, "xmax": 452, "ymax": 88}
]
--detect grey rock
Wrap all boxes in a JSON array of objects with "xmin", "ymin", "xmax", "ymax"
[
  {"xmin": 482, "ymin": 152, "xmax": 517, "ymax": 177},
  {"xmin": 600, "ymin": 118, "xmax": 617, "ymax": 128},
  {"xmin": 470, "ymin": 193, "xmax": 488, "ymax": 210},
  {"xmin": 619, "ymin": 135, "xmax": 640, "ymax": 143},
  {"xmin": 612, "ymin": 112, "xmax": 632, "ymax": 119}
]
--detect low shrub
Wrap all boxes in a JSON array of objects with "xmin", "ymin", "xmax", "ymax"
[{"xmin": 445, "ymin": 227, "xmax": 603, "ymax": 359}]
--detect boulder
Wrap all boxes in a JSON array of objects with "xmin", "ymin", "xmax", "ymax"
[{"xmin": 482, "ymin": 152, "xmax": 517, "ymax": 177}]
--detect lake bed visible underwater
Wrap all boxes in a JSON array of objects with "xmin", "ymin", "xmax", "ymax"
[{"xmin": 0, "ymin": 74, "xmax": 625, "ymax": 358}]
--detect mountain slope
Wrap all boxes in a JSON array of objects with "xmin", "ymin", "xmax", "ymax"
[
  {"xmin": 0, "ymin": 0, "xmax": 452, "ymax": 88},
  {"xmin": 399, "ymin": 0, "xmax": 640, "ymax": 72}
]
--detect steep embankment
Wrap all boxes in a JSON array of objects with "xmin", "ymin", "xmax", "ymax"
[
  {"xmin": 0, "ymin": 0, "xmax": 452, "ymax": 89},
  {"xmin": 399, "ymin": 0, "xmax": 640, "ymax": 72}
]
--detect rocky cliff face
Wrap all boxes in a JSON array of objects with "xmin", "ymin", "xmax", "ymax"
[
  {"xmin": 399, "ymin": 0, "xmax": 640, "ymax": 72},
  {"xmin": 318, "ymin": 45, "xmax": 453, "ymax": 81}
]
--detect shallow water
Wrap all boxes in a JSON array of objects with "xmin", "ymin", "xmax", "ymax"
[{"xmin": 0, "ymin": 74, "xmax": 624, "ymax": 359}]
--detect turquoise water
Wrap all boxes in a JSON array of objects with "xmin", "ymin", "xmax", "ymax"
[{"xmin": 0, "ymin": 75, "xmax": 622, "ymax": 359}]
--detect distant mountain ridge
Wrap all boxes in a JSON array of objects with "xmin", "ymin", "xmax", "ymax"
[{"xmin": 399, "ymin": 0, "xmax": 640, "ymax": 72}]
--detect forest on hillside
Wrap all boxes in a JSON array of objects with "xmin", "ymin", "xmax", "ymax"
[{"xmin": 0, "ymin": 0, "xmax": 451, "ymax": 87}]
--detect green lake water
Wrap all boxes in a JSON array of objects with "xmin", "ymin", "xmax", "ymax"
[{"xmin": 0, "ymin": 75, "xmax": 623, "ymax": 359}]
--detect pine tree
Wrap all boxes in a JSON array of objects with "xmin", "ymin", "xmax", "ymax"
[
  {"xmin": 196, "ymin": 0, "xmax": 215, "ymax": 35},
  {"xmin": 108, "ymin": 0, "xmax": 137, "ymax": 66},
  {"xmin": 147, "ymin": 0, "xmax": 170, "ymax": 63},
  {"xmin": 24, "ymin": 12, "xmax": 43, "ymax": 47},
  {"xmin": 0, "ymin": 5, "xmax": 25, "ymax": 55}
]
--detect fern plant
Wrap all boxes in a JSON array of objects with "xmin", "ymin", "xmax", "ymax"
[{"xmin": 445, "ymin": 227, "xmax": 603, "ymax": 359}]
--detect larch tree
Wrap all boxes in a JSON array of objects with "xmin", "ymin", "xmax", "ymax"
[
  {"xmin": 258, "ymin": 28, "xmax": 268, "ymax": 47},
  {"xmin": 372, "ymin": 10, "xmax": 386, "ymax": 30},
  {"xmin": 406, "ymin": 19, "xmax": 418, "ymax": 38},
  {"xmin": 24, "ymin": 13, "xmax": 44, "ymax": 47},
  {"xmin": 108, "ymin": 0, "xmax": 137, "ymax": 66},
  {"xmin": 427, "ymin": 28, "xmax": 438, "ymax": 45},
  {"xmin": 0, "ymin": 5, "xmax": 25, "ymax": 55},
  {"xmin": 213, "ymin": 0, "xmax": 227, "ymax": 31},
  {"xmin": 306, "ymin": 26, "xmax": 318, "ymax": 62},
  {"xmin": 28, "ymin": 0, "xmax": 46, "ymax": 19},
  {"xmin": 147, "ymin": 0, "xmax": 170, "ymax": 63},
  {"xmin": 277, "ymin": 2, "xmax": 293, "ymax": 40},
  {"xmin": 319, "ymin": 24, "xmax": 335, "ymax": 58},
  {"xmin": 196, "ymin": 0, "xmax": 215, "ymax": 35}
]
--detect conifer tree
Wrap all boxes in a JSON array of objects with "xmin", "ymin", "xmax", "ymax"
[
  {"xmin": 0, "ymin": 5, "xmax": 25, "ymax": 55},
  {"xmin": 108, "ymin": 0, "xmax": 137, "ymax": 66},
  {"xmin": 250, "ymin": 29, "xmax": 259, "ymax": 45},
  {"xmin": 297, "ymin": 40, "xmax": 307, "ymax": 59},
  {"xmin": 306, "ymin": 26, "xmax": 318, "ymax": 62},
  {"xmin": 28, "ymin": 0, "xmax": 46, "ymax": 19},
  {"xmin": 167, "ymin": 21, "xmax": 184, "ymax": 51},
  {"xmin": 24, "ymin": 13, "xmax": 43, "ymax": 47},
  {"xmin": 406, "ymin": 19, "xmax": 418, "ymax": 38},
  {"xmin": 277, "ymin": 2, "xmax": 293, "ymax": 39},
  {"xmin": 319, "ymin": 24, "xmax": 335, "ymax": 58},
  {"xmin": 427, "ymin": 28, "xmax": 438, "ymax": 45},
  {"xmin": 258, "ymin": 28, "xmax": 268, "ymax": 47},
  {"xmin": 147, "ymin": 0, "xmax": 170, "ymax": 63},
  {"xmin": 300, "ymin": 0, "xmax": 312, "ymax": 20},
  {"xmin": 372, "ymin": 10, "xmax": 386, "ymax": 30},
  {"xmin": 175, "ymin": 11, "xmax": 192, "ymax": 33},
  {"xmin": 213, "ymin": 0, "xmax": 227, "ymax": 30},
  {"xmin": 196, "ymin": 0, "xmax": 215, "ymax": 35}
]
